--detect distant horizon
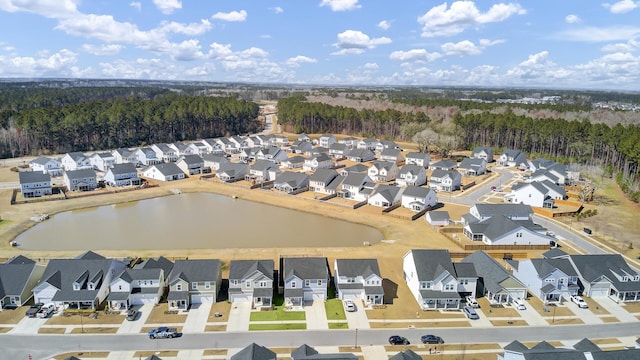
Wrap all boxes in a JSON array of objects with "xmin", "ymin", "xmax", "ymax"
[{"xmin": 0, "ymin": 1, "xmax": 639, "ymax": 90}]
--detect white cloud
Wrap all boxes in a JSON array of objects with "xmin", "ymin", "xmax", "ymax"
[
  {"xmin": 168, "ymin": 39, "xmax": 203, "ymax": 61},
  {"xmin": 319, "ymin": 0, "xmax": 361, "ymax": 12},
  {"xmin": 286, "ymin": 55, "xmax": 317, "ymax": 67},
  {"xmin": 557, "ymin": 26, "xmax": 640, "ymax": 42},
  {"xmin": 363, "ymin": 62, "xmax": 379, "ymax": 70},
  {"xmin": 129, "ymin": 2, "xmax": 141, "ymax": 11},
  {"xmin": 0, "ymin": 0, "xmax": 78, "ymax": 18},
  {"xmin": 389, "ymin": 49, "xmax": 442, "ymax": 62},
  {"xmin": 418, "ymin": 1, "xmax": 526, "ymax": 37},
  {"xmin": 600, "ymin": 38, "xmax": 638, "ymax": 52},
  {"xmin": 378, "ymin": 20, "xmax": 391, "ymax": 30},
  {"xmin": 158, "ymin": 20, "xmax": 212, "ymax": 36},
  {"xmin": 602, "ymin": 0, "xmax": 639, "ymax": 14},
  {"xmin": 332, "ymin": 30, "xmax": 391, "ymax": 55},
  {"xmin": 441, "ymin": 40, "xmax": 482, "ymax": 55},
  {"xmin": 565, "ymin": 14, "xmax": 581, "ymax": 23},
  {"xmin": 270, "ymin": 6, "xmax": 284, "ymax": 14},
  {"xmin": 81, "ymin": 44, "xmax": 123, "ymax": 56},
  {"xmin": 212, "ymin": 10, "xmax": 247, "ymax": 22},
  {"xmin": 520, "ymin": 50, "xmax": 549, "ymax": 66},
  {"xmin": 153, "ymin": 0, "xmax": 181, "ymax": 15},
  {"xmin": 0, "ymin": 49, "xmax": 79, "ymax": 76}
]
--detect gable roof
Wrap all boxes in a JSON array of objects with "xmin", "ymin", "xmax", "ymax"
[
  {"xmin": 371, "ymin": 184, "xmax": 402, "ymax": 202},
  {"xmin": 108, "ymin": 163, "xmax": 137, "ymax": 176},
  {"xmin": 283, "ymin": 257, "xmax": 328, "ymax": 281},
  {"xmin": 169, "ymin": 259, "xmax": 221, "ymax": 284},
  {"xmin": 310, "ymin": 168, "xmax": 338, "ymax": 184},
  {"xmin": 218, "ymin": 162, "xmax": 249, "ymax": 177},
  {"xmin": 389, "ymin": 350, "xmax": 423, "ymax": 360},
  {"xmin": 335, "ymin": 259, "xmax": 381, "ymax": 278},
  {"xmin": 461, "ymin": 251, "xmax": 525, "ymax": 294},
  {"xmin": 431, "ymin": 159, "xmax": 457, "ymax": 169},
  {"xmin": 147, "ymin": 162, "xmax": 183, "ymax": 176},
  {"xmin": 0, "ymin": 255, "xmax": 39, "ymax": 298},
  {"xmin": 231, "ymin": 343, "xmax": 277, "ymax": 360},
  {"xmin": 458, "ymin": 157, "xmax": 486, "ymax": 170},
  {"xmin": 402, "ymin": 185, "xmax": 433, "ymax": 198},
  {"xmin": 473, "ymin": 203, "xmax": 533, "ymax": 219},
  {"xmin": 398, "ymin": 164, "xmax": 425, "ymax": 176},
  {"xmin": 467, "ymin": 215, "xmax": 545, "ymax": 241},
  {"xmin": 275, "ymin": 171, "xmax": 309, "ymax": 187},
  {"xmin": 31, "ymin": 156, "xmax": 59, "ymax": 166},
  {"xmin": 229, "ymin": 260, "xmax": 274, "ymax": 281},
  {"xmin": 252, "ymin": 159, "xmax": 277, "ymax": 172},
  {"xmin": 19, "ymin": 171, "xmax": 51, "ymax": 183},
  {"xmin": 342, "ymin": 163, "xmax": 369, "ymax": 174},
  {"xmin": 177, "ymin": 154, "xmax": 203, "ymax": 165},
  {"xmin": 134, "ymin": 256, "xmax": 174, "ymax": 275},
  {"xmin": 569, "ymin": 254, "xmax": 640, "ymax": 291},
  {"xmin": 427, "ymin": 211, "xmax": 449, "ymax": 221},
  {"xmin": 64, "ymin": 169, "xmax": 97, "ymax": 181},
  {"xmin": 407, "ymin": 249, "xmax": 456, "ymax": 281},
  {"xmin": 342, "ymin": 173, "xmax": 370, "ymax": 187}
]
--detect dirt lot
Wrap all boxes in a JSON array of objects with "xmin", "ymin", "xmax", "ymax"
[
  {"xmin": 144, "ymin": 303, "xmax": 187, "ymax": 324},
  {"xmin": 0, "ymin": 307, "xmax": 27, "ymax": 324}
]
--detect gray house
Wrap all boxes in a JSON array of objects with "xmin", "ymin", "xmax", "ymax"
[
  {"xmin": 107, "ymin": 268, "xmax": 165, "ymax": 310},
  {"xmin": 281, "ymin": 257, "xmax": 329, "ymax": 307},
  {"xmin": 498, "ymin": 339, "xmax": 640, "ymax": 360},
  {"xmin": 291, "ymin": 344, "xmax": 357, "ymax": 360},
  {"xmin": 471, "ymin": 146, "xmax": 494, "ymax": 162},
  {"xmin": 176, "ymin": 154, "xmax": 208, "ymax": 175},
  {"xmin": 507, "ymin": 257, "xmax": 579, "ymax": 302},
  {"xmin": 19, "ymin": 171, "xmax": 52, "ymax": 198},
  {"xmin": 458, "ymin": 158, "xmax": 487, "ymax": 176},
  {"xmin": 167, "ymin": 259, "xmax": 222, "ymax": 311},
  {"xmin": 461, "ymin": 251, "xmax": 527, "ymax": 304},
  {"xmin": 63, "ymin": 169, "xmax": 97, "ymax": 191},
  {"xmin": 228, "ymin": 260, "xmax": 275, "ymax": 309},
  {"xmin": 273, "ymin": 171, "xmax": 309, "ymax": 193},
  {"xmin": 216, "ymin": 163, "xmax": 249, "ymax": 182},
  {"xmin": 231, "ymin": 343, "xmax": 276, "ymax": 360},
  {"xmin": 0, "ymin": 255, "xmax": 45, "ymax": 308},
  {"xmin": 309, "ymin": 168, "xmax": 339, "ymax": 194},
  {"xmin": 334, "ymin": 259, "xmax": 384, "ymax": 305},
  {"xmin": 103, "ymin": 163, "xmax": 141, "ymax": 187}
]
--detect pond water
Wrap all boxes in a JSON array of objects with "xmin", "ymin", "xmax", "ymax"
[{"xmin": 14, "ymin": 192, "xmax": 383, "ymax": 251}]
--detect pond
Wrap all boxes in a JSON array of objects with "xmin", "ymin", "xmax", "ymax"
[{"xmin": 14, "ymin": 192, "xmax": 383, "ymax": 251}]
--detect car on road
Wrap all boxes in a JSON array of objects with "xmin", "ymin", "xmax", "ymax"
[
  {"xmin": 571, "ymin": 295, "xmax": 589, "ymax": 309},
  {"xmin": 148, "ymin": 326, "xmax": 178, "ymax": 339},
  {"xmin": 512, "ymin": 299, "xmax": 526, "ymax": 310},
  {"xmin": 466, "ymin": 296, "xmax": 479, "ymax": 308},
  {"xmin": 421, "ymin": 335, "xmax": 444, "ymax": 344},
  {"xmin": 344, "ymin": 300, "xmax": 356, "ymax": 312},
  {"xmin": 126, "ymin": 308, "xmax": 139, "ymax": 321},
  {"xmin": 25, "ymin": 303, "xmax": 44, "ymax": 318},
  {"xmin": 388, "ymin": 335, "xmax": 410, "ymax": 345},
  {"xmin": 463, "ymin": 305, "xmax": 480, "ymax": 320}
]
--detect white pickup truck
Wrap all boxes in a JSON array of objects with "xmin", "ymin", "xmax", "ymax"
[{"xmin": 36, "ymin": 303, "xmax": 56, "ymax": 318}]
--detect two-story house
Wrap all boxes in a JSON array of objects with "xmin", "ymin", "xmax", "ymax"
[
  {"xmin": 61, "ymin": 152, "xmax": 92, "ymax": 171},
  {"xmin": 176, "ymin": 154, "xmax": 208, "ymax": 176},
  {"xmin": 134, "ymin": 147, "xmax": 161, "ymax": 166},
  {"xmin": 357, "ymin": 138, "xmax": 378, "ymax": 151},
  {"xmin": 328, "ymin": 142, "xmax": 349, "ymax": 160},
  {"xmin": 19, "ymin": 171, "xmax": 52, "ymax": 198},
  {"xmin": 141, "ymin": 163, "xmax": 185, "ymax": 182},
  {"xmin": 29, "ymin": 157, "xmax": 63, "ymax": 176},
  {"xmin": 334, "ymin": 259, "xmax": 384, "ymax": 305},
  {"xmin": 63, "ymin": 169, "xmax": 97, "ymax": 191},
  {"xmin": 402, "ymin": 249, "xmax": 477, "ymax": 310},
  {"xmin": 401, "ymin": 186, "xmax": 437, "ymax": 212},
  {"xmin": 367, "ymin": 160, "xmax": 399, "ymax": 183},
  {"xmin": 303, "ymin": 153, "xmax": 333, "ymax": 172},
  {"xmin": 167, "ymin": 259, "xmax": 222, "ymax": 311},
  {"xmin": 367, "ymin": 184, "xmax": 403, "ymax": 208},
  {"xmin": 256, "ymin": 147, "xmax": 288, "ymax": 164},
  {"xmin": 339, "ymin": 173, "xmax": 373, "ymax": 201},
  {"xmin": 289, "ymin": 140, "xmax": 313, "ymax": 155},
  {"xmin": 170, "ymin": 142, "xmax": 200, "ymax": 156},
  {"xmin": 151, "ymin": 143, "xmax": 179, "ymax": 162},
  {"xmin": 396, "ymin": 164, "xmax": 427, "ymax": 187},
  {"xmin": 429, "ymin": 169, "xmax": 462, "ymax": 192},
  {"xmin": 90, "ymin": 152, "xmax": 115, "ymax": 172},
  {"xmin": 0, "ymin": 255, "xmax": 45, "ymax": 308},
  {"xmin": 228, "ymin": 260, "xmax": 275, "ymax": 309},
  {"xmin": 273, "ymin": 171, "xmax": 309, "ymax": 194},
  {"xmin": 504, "ymin": 181, "xmax": 566, "ymax": 208},
  {"xmin": 346, "ymin": 148, "xmax": 376, "ymax": 163},
  {"xmin": 461, "ymin": 251, "xmax": 527, "ymax": 304},
  {"xmin": 103, "ymin": 163, "xmax": 141, "ymax": 187},
  {"xmin": 379, "ymin": 148, "xmax": 405, "ymax": 164},
  {"xmin": 507, "ymin": 257, "xmax": 579, "ymax": 303},
  {"xmin": 309, "ymin": 168, "xmax": 339, "ymax": 194},
  {"xmin": 498, "ymin": 149, "xmax": 527, "ymax": 168},
  {"xmin": 281, "ymin": 257, "xmax": 329, "ymax": 307},
  {"xmin": 457, "ymin": 158, "xmax": 487, "ymax": 176},
  {"xmin": 318, "ymin": 134, "xmax": 337, "ymax": 148},
  {"xmin": 202, "ymin": 154, "xmax": 229, "ymax": 171},
  {"xmin": 247, "ymin": 159, "xmax": 280, "ymax": 183},
  {"xmin": 405, "ymin": 152, "xmax": 431, "ymax": 168},
  {"xmin": 471, "ymin": 146, "xmax": 494, "ymax": 162},
  {"xmin": 280, "ymin": 155, "xmax": 306, "ymax": 170},
  {"xmin": 429, "ymin": 159, "xmax": 457, "ymax": 171},
  {"xmin": 107, "ymin": 268, "xmax": 165, "ymax": 310},
  {"xmin": 112, "ymin": 148, "xmax": 139, "ymax": 165}
]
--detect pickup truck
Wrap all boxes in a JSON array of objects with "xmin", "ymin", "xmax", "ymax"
[
  {"xmin": 36, "ymin": 303, "xmax": 56, "ymax": 318},
  {"xmin": 148, "ymin": 326, "xmax": 178, "ymax": 339},
  {"xmin": 25, "ymin": 303, "xmax": 44, "ymax": 318}
]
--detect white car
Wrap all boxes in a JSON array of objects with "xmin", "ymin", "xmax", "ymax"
[
  {"xmin": 344, "ymin": 299, "xmax": 356, "ymax": 312},
  {"xmin": 512, "ymin": 299, "xmax": 526, "ymax": 310},
  {"xmin": 466, "ymin": 296, "xmax": 479, "ymax": 308},
  {"xmin": 571, "ymin": 295, "xmax": 589, "ymax": 309}
]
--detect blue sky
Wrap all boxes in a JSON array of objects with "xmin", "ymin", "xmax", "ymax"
[{"xmin": 0, "ymin": 0, "xmax": 639, "ymax": 90}]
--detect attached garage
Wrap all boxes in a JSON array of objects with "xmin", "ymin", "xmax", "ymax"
[
  {"xmin": 131, "ymin": 295, "xmax": 157, "ymax": 305},
  {"xmin": 589, "ymin": 286, "xmax": 609, "ymax": 297},
  {"xmin": 305, "ymin": 292, "xmax": 325, "ymax": 301},
  {"xmin": 192, "ymin": 294, "xmax": 214, "ymax": 303},
  {"xmin": 231, "ymin": 294, "xmax": 251, "ymax": 303}
]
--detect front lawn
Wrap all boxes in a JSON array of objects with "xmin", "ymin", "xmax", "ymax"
[
  {"xmin": 249, "ymin": 323, "xmax": 306, "ymax": 331},
  {"xmin": 328, "ymin": 322, "xmax": 348, "ymax": 329},
  {"xmin": 325, "ymin": 299, "xmax": 346, "ymax": 320},
  {"xmin": 250, "ymin": 294, "xmax": 306, "ymax": 321}
]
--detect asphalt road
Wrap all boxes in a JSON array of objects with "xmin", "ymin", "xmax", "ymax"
[{"xmin": 3, "ymin": 323, "xmax": 640, "ymax": 360}]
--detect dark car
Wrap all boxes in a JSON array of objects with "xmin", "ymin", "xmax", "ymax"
[
  {"xmin": 388, "ymin": 335, "xmax": 410, "ymax": 345},
  {"xmin": 421, "ymin": 335, "xmax": 444, "ymax": 344},
  {"xmin": 25, "ymin": 303, "xmax": 44, "ymax": 318},
  {"xmin": 126, "ymin": 308, "xmax": 139, "ymax": 321}
]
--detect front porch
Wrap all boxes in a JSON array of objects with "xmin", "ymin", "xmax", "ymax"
[{"xmin": 167, "ymin": 291, "xmax": 190, "ymax": 311}]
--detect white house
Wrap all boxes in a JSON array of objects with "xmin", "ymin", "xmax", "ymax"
[
  {"xmin": 471, "ymin": 146, "xmax": 494, "ymax": 162},
  {"xmin": 463, "ymin": 215, "xmax": 552, "ymax": 246},
  {"xmin": 228, "ymin": 260, "xmax": 274, "ymax": 309},
  {"xmin": 457, "ymin": 158, "xmax": 487, "ymax": 176},
  {"xmin": 346, "ymin": 148, "xmax": 376, "ymax": 163},
  {"xmin": 280, "ymin": 155, "xmax": 306, "ymax": 170},
  {"xmin": 401, "ymin": 186, "xmax": 437, "ymax": 211},
  {"xmin": 134, "ymin": 147, "xmax": 161, "ymax": 166},
  {"xmin": 63, "ymin": 169, "xmax": 97, "ymax": 191},
  {"xmin": 61, "ymin": 152, "xmax": 92, "ymax": 171},
  {"xmin": 461, "ymin": 251, "xmax": 527, "ymax": 304},
  {"xmin": 29, "ymin": 157, "xmax": 62, "ymax": 176},
  {"xmin": 90, "ymin": 152, "xmax": 115, "ymax": 172},
  {"xmin": 318, "ymin": 134, "xmax": 337, "ymax": 148},
  {"xmin": 176, "ymin": 154, "xmax": 207, "ymax": 176},
  {"xmin": 303, "ymin": 153, "xmax": 333, "ymax": 172},
  {"xmin": 504, "ymin": 181, "xmax": 566, "ymax": 208},
  {"xmin": 379, "ymin": 148, "xmax": 405, "ymax": 164},
  {"xmin": 112, "ymin": 148, "xmax": 139, "ymax": 165},
  {"xmin": 498, "ymin": 150, "xmax": 527, "ymax": 168},
  {"xmin": 108, "ymin": 268, "xmax": 165, "ymax": 310},
  {"xmin": 18, "ymin": 171, "xmax": 52, "ymax": 198},
  {"xmin": 508, "ymin": 257, "xmax": 579, "ymax": 302},
  {"xmin": 396, "ymin": 164, "xmax": 427, "ymax": 187},
  {"xmin": 141, "ymin": 163, "xmax": 185, "ymax": 182},
  {"xmin": 103, "ymin": 163, "xmax": 141, "ymax": 187},
  {"xmin": 367, "ymin": 160, "xmax": 399, "ymax": 182},
  {"xmin": 309, "ymin": 169, "xmax": 339, "ymax": 194},
  {"xmin": 367, "ymin": 184, "xmax": 403, "ymax": 208},
  {"xmin": 151, "ymin": 143, "xmax": 178, "ymax": 162},
  {"xmin": 334, "ymin": 259, "xmax": 384, "ymax": 305},
  {"xmin": 339, "ymin": 173, "xmax": 373, "ymax": 201},
  {"xmin": 429, "ymin": 169, "xmax": 462, "ymax": 192},
  {"xmin": 405, "ymin": 152, "xmax": 431, "ymax": 168},
  {"xmin": 357, "ymin": 138, "xmax": 378, "ymax": 151},
  {"xmin": 425, "ymin": 211, "xmax": 450, "ymax": 226}
]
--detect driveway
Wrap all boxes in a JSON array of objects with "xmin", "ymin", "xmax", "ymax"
[
  {"xmin": 305, "ymin": 300, "xmax": 328, "ymax": 330},
  {"xmin": 183, "ymin": 303, "xmax": 212, "ymax": 333},
  {"xmin": 595, "ymin": 297, "xmax": 635, "ymax": 322},
  {"xmin": 565, "ymin": 302, "xmax": 602, "ymax": 324},
  {"xmin": 116, "ymin": 304, "xmax": 153, "ymax": 334},
  {"xmin": 345, "ymin": 300, "xmax": 370, "ymax": 329},
  {"xmin": 9, "ymin": 316, "xmax": 48, "ymax": 334},
  {"xmin": 226, "ymin": 301, "xmax": 251, "ymax": 332},
  {"xmin": 515, "ymin": 304, "xmax": 548, "ymax": 326}
]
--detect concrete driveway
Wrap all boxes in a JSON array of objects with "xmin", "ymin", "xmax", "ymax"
[
  {"xmin": 345, "ymin": 300, "xmax": 370, "ymax": 329},
  {"xmin": 226, "ymin": 301, "xmax": 251, "ymax": 331},
  {"xmin": 10, "ymin": 316, "xmax": 48, "ymax": 334},
  {"xmin": 183, "ymin": 302, "xmax": 212, "ymax": 333},
  {"xmin": 305, "ymin": 300, "xmax": 328, "ymax": 330},
  {"xmin": 595, "ymin": 297, "xmax": 635, "ymax": 322},
  {"xmin": 514, "ymin": 304, "xmax": 548, "ymax": 326},
  {"xmin": 565, "ymin": 302, "xmax": 602, "ymax": 324},
  {"xmin": 116, "ymin": 304, "xmax": 153, "ymax": 334}
]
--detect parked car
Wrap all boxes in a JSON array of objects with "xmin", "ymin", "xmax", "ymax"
[
  {"xmin": 583, "ymin": 228, "xmax": 592, "ymax": 235},
  {"xmin": 466, "ymin": 296, "xmax": 479, "ymax": 308},
  {"xmin": 344, "ymin": 299, "xmax": 356, "ymax": 312},
  {"xmin": 463, "ymin": 305, "xmax": 479, "ymax": 320},
  {"xmin": 126, "ymin": 308, "xmax": 139, "ymax": 321},
  {"xmin": 148, "ymin": 326, "xmax": 178, "ymax": 339},
  {"xmin": 388, "ymin": 335, "xmax": 410, "ymax": 345},
  {"xmin": 25, "ymin": 303, "xmax": 44, "ymax": 318},
  {"xmin": 571, "ymin": 295, "xmax": 589, "ymax": 309},
  {"xmin": 36, "ymin": 303, "xmax": 56, "ymax": 318},
  {"xmin": 512, "ymin": 299, "xmax": 526, "ymax": 310},
  {"xmin": 421, "ymin": 334, "xmax": 444, "ymax": 344}
]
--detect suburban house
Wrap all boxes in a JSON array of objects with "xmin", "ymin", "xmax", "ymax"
[
  {"xmin": 134, "ymin": 256, "xmax": 174, "ymax": 278},
  {"xmin": 507, "ymin": 257, "xmax": 579, "ymax": 302},
  {"xmin": 527, "ymin": 160, "xmax": 571, "ymax": 185},
  {"xmin": 216, "ymin": 163, "xmax": 249, "ymax": 182},
  {"xmin": 334, "ymin": 258, "xmax": 384, "ymax": 305},
  {"xmin": 429, "ymin": 159, "xmax": 457, "ymax": 171},
  {"xmin": 176, "ymin": 154, "xmax": 208, "ymax": 176},
  {"xmin": 339, "ymin": 163, "xmax": 369, "ymax": 176},
  {"xmin": 498, "ymin": 339, "xmax": 640, "ymax": 360},
  {"xmin": 90, "ymin": 152, "xmax": 115, "ymax": 172},
  {"xmin": 309, "ymin": 169, "xmax": 339, "ymax": 194},
  {"xmin": 271, "ymin": 134, "xmax": 290, "ymax": 147},
  {"xmin": 463, "ymin": 212, "xmax": 551, "ymax": 246},
  {"xmin": 247, "ymin": 159, "xmax": 280, "ymax": 183},
  {"xmin": 425, "ymin": 211, "xmax": 450, "ymax": 226},
  {"xmin": 201, "ymin": 138, "xmax": 223, "ymax": 154},
  {"xmin": 403, "ymin": 249, "xmax": 478, "ymax": 310},
  {"xmin": 134, "ymin": 147, "xmax": 161, "ymax": 166},
  {"xmin": 63, "ymin": 169, "xmax": 97, "ymax": 191},
  {"xmin": 107, "ymin": 268, "xmax": 165, "ymax": 310},
  {"xmin": 202, "ymin": 154, "xmax": 229, "ymax": 171},
  {"xmin": 280, "ymin": 155, "xmax": 306, "ymax": 170},
  {"xmin": 379, "ymin": 148, "xmax": 405, "ymax": 164},
  {"xmin": 256, "ymin": 147, "xmax": 288, "ymax": 164},
  {"xmin": 289, "ymin": 140, "xmax": 313, "ymax": 155},
  {"xmin": 0, "ymin": 255, "xmax": 45, "ymax": 308},
  {"xmin": 339, "ymin": 136, "xmax": 359, "ymax": 149},
  {"xmin": 461, "ymin": 251, "xmax": 527, "ymax": 304},
  {"xmin": 141, "ymin": 163, "xmax": 185, "ymax": 182},
  {"xmin": 346, "ymin": 148, "xmax": 376, "ymax": 163},
  {"xmin": 504, "ymin": 180, "xmax": 566, "ymax": 208},
  {"xmin": 471, "ymin": 146, "xmax": 494, "ymax": 162},
  {"xmin": 192, "ymin": 141, "xmax": 209, "ymax": 155},
  {"xmin": 376, "ymin": 140, "xmax": 400, "ymax": 153},
  {"xmin": 19, "ymin": 171, "xmax": 52, "ymax": 198},
  {"xmin": 303, "ymin": 153, "xmax": 333, "ymax": 172},
  {"xmin": 357, "ymin": 138, "xmax": 378, "ymax": 151},
  {"xmin": 29, "ymin": 157, "xmax": 62, "ymax": 176},
  {"xmin": 103, "ymin": 163, "xmax": 141, "ymax": 187},
  {"xmin": 405, "ymin": 152, "xmax": 431, "ymax": 168},
  {"xmin": 170, "ymin": 142, "xmax": 199, "ymax": 156},
  {"xmin": 238, "ymin": 147, "xmax": 259, "ymax": 163},
  {"xmin": 228, "ymin": 260, "xmax": 275, "ymax": 309},
  {"xmin": 167, "ymin": 259, "xmax": 222, "ymax": 311},
  {"xmin": 228, "ymin": 135, "xmax": 248, "ymax": 150},
  {"xmin": 151, "ymin": 143, "xmax": 179, "ymax": 162},
  {"xmin": 339, "ymin": 173, "xmax": 373, "ymax": 201},
  {"xmin": 61, "ymin": 152, "xmax": 92, "ymax": 171},
  {"xmin": 396, "ymin": 164, "xmax": 427, "ymax": 187},
  {"xmin": 112, "ymin": 148, "xmax": 140, "ymax": 165},
  {"xmin": 367, "ymin": 184, "xmax": 403, "ymax": 208},
  {"xmin": 273, "ymin": 171, "xmax": 309, "ymax": 193},
  {"xmin": 457, "ymin": 158, "xmax": 487, "ymax": 176},
  {"xmin": 318, "ymin": 134, "xmax": 337, "ymax": 148},
  {"xmin": 328, "ymin": 142, "xmax": 349, "ymax": 159},
  {"xmin": 429, "ymin": 169, "xmax": 462, "ymax": 192},
  {"xmin": 215, "ymin": 137, "xmax": 237, "ymax": 154},
  {"xmin": 498, "ymin": 149, "xmax": 527, "ymax": 168},
  {"xmin": 389, "ymin": 350, "xmax": 423, "ymax": 360},
  {"xmin": 231, "ymin": 343, "xmax": 276, "ymax": 360},
  {"xmin": 297, "ymin": 133, "xmax": 311, "ymax": 142},
  {"xmin": 367, "ymin": 160, "xmax": 399, "ymax": 182},
  {"xmin": 281, "ymin": 257, "xmax": 329, "ymax": 307},
  {"xmin": 401, "ymin": 186, "xmax": 437, "ymax": 211},
  {"xmin": 32, "ymin": 251, "xmax": 126, "ymax": 309},
  {"xmin": 291, "ymin": 344, "xmax": 357, "ymax": 360}
]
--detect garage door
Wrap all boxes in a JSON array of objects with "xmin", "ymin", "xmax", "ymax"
[
  {"xmin": 192, "ymin": 295, "xmax": 213, "ymax": 303},
  {"xmin": 36, "ymin": 297, "xmax": 52, "ymax": 304},
  {"xmin": 590, "ymin": 287, "xmax": 609, "ymax": 297},
  {"xmin": 312, "ymin": 293, "xmax": 325, "ymax": 301},
  {"xmin": 132, "ymin": 296, "xmax": 157, "ymax": 305},
  {"xmin": 232, "ymin": 294, "xmax": 251, "ymax": 303},
  {"xmin": 342, "ymin": 293, "xmax": 360, "ymax": 300}
]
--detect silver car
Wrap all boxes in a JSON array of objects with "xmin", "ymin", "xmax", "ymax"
[{"xmin": 463, "ymin": 305, "xmax": 479, "ymax": 319}]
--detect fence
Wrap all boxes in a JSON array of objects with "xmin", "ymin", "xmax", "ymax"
[{"xmin": 461, "ymin": 181, "xmax": 476, "ymax": 190}]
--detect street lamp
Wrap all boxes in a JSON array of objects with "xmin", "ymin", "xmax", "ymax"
[
  {"xmin": 80, "ymin": 312, "xmax": 84, "ymax": 333},
  {"xmin": 354, "ymin": 328, "xmax": 358, "ymax": 349}
]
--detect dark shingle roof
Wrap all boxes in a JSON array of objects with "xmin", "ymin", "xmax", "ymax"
[
  {"xmin": 230, "ymin": 343, "xmax": 276, "ymax": 360},
  {"xmin": 409, "ymin": 250, "xmax": 456, "ymax": 281},
  {"xmin": 108, "ymin": 163, "xmax": 137, "ymax": 176},
  {"xmin": 0, "ymin": 255, "xmax": 39, "ymax": 298},
  {"xmin": 402, "ymin": 185, "xmax": 432, "ymax": 198},
  {"xmin": 229, "ymin": 260, "xmax": 274, "ymax": 281},
  {"xmin": 283, "ymin": 257, "xmax": 328, "ymax": 281},
  {"xmin": 335, "ymin": 259, "xmax": 381, "ymax": 278},
  {"xmin": 19, "ymin": 171, "xmax": 51, "ymax": 183},
  {"xmin": 169, "ymin": 259, "xmax": 220, "ymax": 284},
  {"xmin": 310, "ymin": 168, "xmax": 338, "ymax": 184},
  {"xmin": 461, "ymin": 251, "xmax": 525, "ymax": 295},
  {"xmin": 389, "ymin": 350, "xmax": 423, "ymax": 360}
]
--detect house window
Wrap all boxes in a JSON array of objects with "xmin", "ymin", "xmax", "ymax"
[
  {"xmin": 291, "ymin": 281, "xmax": 296, "ymax": 288},
  {"xmin": 192, "ymin": 282, "xmax": 198, "ymax": 290},
  {"xmin": 245, "ymin": 280, "xmax": 252, "ymax": 288},
  {"xmin": 317, "ymin": 279, "xmax": 322, "ymax": 286},
  {"xmin": 73, "ymin": 284, "xmax": 80, "ymax": 291},
  {"xmin": 623, "ymin": 276, "xmax": 629, "ymax": 282},
  {"xmin": 205, "ymin": 282, "xmax": 211, "ymax": 289},
  {"xmin": 118, "ymin": 285, "xmax": 122, "ymax": 291},
  {"xmin": 545, "ymin": 279, "xmax": 554, "ymax": 283},
  {"xmin": 445, "ymin": 284, "xmax": 454, "ymax": 291},
  {"xmin": 176, "ymin": 284, "xmax": 182, "ymax": 291},
  {"xmin": 232, "ymin": 280, "xmax": 239, "ymax": 285},
  {"xmin": 459, "ymin": 279, "xmax": 468, "ymax": 285},
  {"xmin": 259, "ymin": 281, "xmax": 268, "ymax": 287},
  {"xmin": 305, "ymin": 280, "xmax": 310, "ymax": 287}
]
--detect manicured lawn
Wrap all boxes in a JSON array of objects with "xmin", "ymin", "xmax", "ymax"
[
  {"xmin": 250, "ymin": 309, "xmax": 305, "ymax": 321},
  {"xmin": 325, "ymin": 299, "xmax": 346, "ymax": 320},
  {"xmin": 328, "ymin": 322, "xmax": 349, "ymax": 329},
  {"xmin": 249, "ymin": 323, "xmax": 306, "ymax": 330}
]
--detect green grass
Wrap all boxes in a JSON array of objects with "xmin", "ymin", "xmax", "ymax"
[
  {"xmin": 328, "ymin": 322, "xmax": 349, "ymax": 329},
  {"xmin": 249, "ymin": 323, "xmax": 307, "ymax": 331},
  {"xmin": 250, "ymin": 295, "xmax": 306, "ymax": 321},
  {"xmin": 325, "ymin": 299, "xmax": 347, "ymax": 320}
]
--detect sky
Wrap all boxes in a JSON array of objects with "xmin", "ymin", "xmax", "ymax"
[{"xmin": 0, "ymin": 0, "xmax": 639, "ymax": 90}]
